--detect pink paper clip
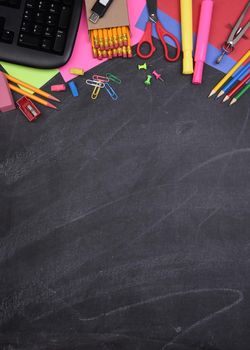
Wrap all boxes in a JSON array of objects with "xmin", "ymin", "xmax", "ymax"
[
  {"xmin": 16, "ymin": 96, "xmax": 41, "ymax": 122},
  {"xmin": 92, "ymin": 74, "xmax": 110, "ymax": 83}
]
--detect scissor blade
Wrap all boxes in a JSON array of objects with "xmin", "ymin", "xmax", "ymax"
[{"xmin": 146, "ymin": 0, "xmax": 158, "ymax": 19}]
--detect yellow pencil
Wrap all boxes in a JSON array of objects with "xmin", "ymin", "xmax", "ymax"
[
  {"xmin": 98, "ymin": 29, "xmax": 104, "ymax": 50},
  {"xmin": 90, "ymin": 31, "xmax": 97, "ymax": 58},
  {"xmin": 93, "ymin": 29, "xmax": 99, "ymax": 48},
  {"xmin": 126, "ymin": 27, "xmax": 132, "ymax": 58},
  {"xmin": 208, "ymin": 50, "xmax": 250, "ymax": 97},
  {"xmin": 108, "ymin": 28, "xmax": 114, "ymax": 49},
  {"xmin": 9, "ymin": 83, "xmax": 58, "ymax": 110},
  {"xmin": 117, "ymin": 26, "xmax": 123, "ymax": 47},
  {"xmin": 103, "ymin": 28, "xmax": 109, "ymax": 50},
  {"xmin": 5, "ymin": 73, "xmax": 60, "ymax": 102},
  {"xmin": 180, "ymin": 0, "xmax": 193, "ymax": 74},
  {"xmin": 112, "ymin": 27, "xmax": 118, "ymax": 48},
  {"xmin": 121, "ymin": 26, "xmax": 128, "ymax": 46}
]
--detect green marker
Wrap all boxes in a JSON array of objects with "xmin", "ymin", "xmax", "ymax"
[{"xmin": 230, "ymin": 82, "xmax": 250, "ymax": 106}]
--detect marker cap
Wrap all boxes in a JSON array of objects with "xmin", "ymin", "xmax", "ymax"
[
  {"xmin": 192, "ymin": 61, "xmax": 204, "ymax": 84},
  {"xmin": 182, "ymin": 52, "xmax": 194, "ymax": 75}
]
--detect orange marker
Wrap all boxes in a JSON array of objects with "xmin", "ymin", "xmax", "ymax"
[
  {"xmin": 112, "ymin": 27, "xmax": 118, "ymax": 48},
  {"xmin": 93, "ymin": 29, "xmax": 99, "ymax": 48},
  {"xmin": 117, "ymin": 26, "xmax": 123, "ymax": 47},
  {"xmin": 98, "ymin": 29, "xmax": 104, "ymax": 50},
  {"xmin": 108, "ymin": 28, "xmax": 114, "ymax": 49},
  {"xmin": 103, "ymin": 28, "xmax": 109, "ymax": 50},
  {"xmin": 122, "ymin": 26, "xmax": 128, "ymax": 46}
]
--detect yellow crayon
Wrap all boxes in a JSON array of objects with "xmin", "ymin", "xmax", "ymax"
[{"xmin": 180, "ymin": 0, "xmax": 194, "ymax": 74}]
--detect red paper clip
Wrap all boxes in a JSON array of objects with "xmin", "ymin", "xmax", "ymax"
[{"xmin": 16, "ymin": 96, "xmax": 41, "ymax": 122}]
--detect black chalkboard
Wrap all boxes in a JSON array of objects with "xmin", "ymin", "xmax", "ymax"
[{"xmin": 0, "ymin": 42, "xmax": 250, "ymax": 350}]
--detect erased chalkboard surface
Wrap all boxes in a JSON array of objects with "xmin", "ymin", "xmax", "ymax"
[{"xmin": 0, "ymin": 42, "xmax": 250, "ymax": 350}]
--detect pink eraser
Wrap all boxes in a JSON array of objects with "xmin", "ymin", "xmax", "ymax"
[
  {"xmin": 51, "ymin": 84, "xmax": 66, "ymax": 92},
  {"xmin": 0, "ymin": 72, "xmax": 16, "ymax": 112},
  {"xmin": 192, "ymin": 0, "xmax": 214, "ymax": 85}
]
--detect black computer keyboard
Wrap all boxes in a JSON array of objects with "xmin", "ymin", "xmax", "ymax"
[{"xmin": 0, "ymin": 0, "xmax": 82, "ymax": 68}]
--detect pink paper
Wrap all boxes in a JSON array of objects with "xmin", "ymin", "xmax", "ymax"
[{"xmin": 59, "ymin": 0, "xmax": 145, "ymax": 82}]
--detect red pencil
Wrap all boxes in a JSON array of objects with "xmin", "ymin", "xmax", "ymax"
[{"xmin": 223, "ymin": 72, "xmax": 250, "ymax": 103}]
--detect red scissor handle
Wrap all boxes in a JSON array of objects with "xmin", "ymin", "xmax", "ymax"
[
  {"xmin": 136, "ymin": 21, "xmax": 156, "ymax": 59},
  {"xmin": 156, "ymin": 21, "xmax": 181, "ymax": 62}
]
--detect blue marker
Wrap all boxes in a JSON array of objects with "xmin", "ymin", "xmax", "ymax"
[
  {"xmin": 68, "ymin": 81, "xmax": 79, "ymax": 97},
  {"xmin": 217, "ymin": 61, "xmax": 250, "ymax": 98}
]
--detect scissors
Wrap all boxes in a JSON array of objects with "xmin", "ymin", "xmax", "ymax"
[{"xmin": 137, "ymin": 0, "xmax": 181, "ymax": 61}]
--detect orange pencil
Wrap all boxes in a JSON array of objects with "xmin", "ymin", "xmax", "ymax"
[
  {"xmin": 9, "ymin": 83, "xmax": 58, "ymax": 110},
  {"xmin": 93, "ymin": 29, "xmax": 99, "ymax": 48},
  {"xmin": 117, "ymin": 46, "xmax": 123, "ymax": 57},
  {"xmin": 90, "ymin": 31, "xmax": 98, "ymax": 58},
  {"xmin": 122, "ymin": 46, "xmax": 127, "ymax": 58},
  {"xmin": 108, "ymin": 28, "xmax": 114, "ymax": 49},
  {"xmin": 112, "ymin": 27, "xmax": 118, "ymax": 48},
  {"xmin": 117, "ymin": 26, "xmax": 123, "ymax": 47},
  {"xmin": 98, "ymin": 29, "xmax": 104, "ymax": 49},
  {"xmin": 126, "ymin": 27, "xmax": 132, "ymax": 58},
  {"xmin": 5, "ymin": 73, "xmax": 59, "ymax": 102},
  {"xmin": 107, "ymin": 49, "xmax": 113, "ymax": 59},
  {"xmin": 122, "ymin": 26, "xmax": 128, "ymax": 46},
  {"xmin": 97, "ymin": 48, "xmax": 103, "ymax": 60},
  {"xmin": 112, "ymin": 48, "xmax": 118, "ymax": 57},
  {"xmin": 103, "ymin": 28, "xmax": 109, "ymax": 50}
]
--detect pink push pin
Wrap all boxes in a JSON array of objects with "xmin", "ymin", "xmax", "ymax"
[{"xmin": 152, "ymin": 70, "xmax": 164, "ymax": 82}]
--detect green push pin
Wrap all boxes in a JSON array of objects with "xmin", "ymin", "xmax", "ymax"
[
  {"xmin": 144, "ymin": 74, "xmax": 152, "ymax": 87},
  {"xmin": 138, "ymin": 62, "xmax": 148, "ymax": 70}
]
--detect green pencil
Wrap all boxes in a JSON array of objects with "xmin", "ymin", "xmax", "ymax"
[{"xmin": 230, "ymin": 82, "xmax": 250, "ymax": 106}]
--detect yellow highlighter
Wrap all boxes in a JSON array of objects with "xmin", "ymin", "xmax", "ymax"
[{"xmin": 180, "ymin": 0, "xmax": 194, "ymax": 74}]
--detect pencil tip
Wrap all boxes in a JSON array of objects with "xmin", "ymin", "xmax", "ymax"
[
  {"xmin": 222, "ymin": 96, "xmax": 229, "ymax": 103},
  {"xmin": 48, "ymin": 102, "xmax": 58, "ymax": 110},
  {"xmin": 50, "ymin": 95, "xmax": 61, "ymax": 102},
  {"xmin": 208, "ymin": 90, "xmax": 215, "ymax": 98},
  {"xmin": 216, "ymin": 90, "xmax": 224, "ymax": 99},
  {"xmin": 229, "ymin": 98, "xmax": 237, "ymax": 106}
]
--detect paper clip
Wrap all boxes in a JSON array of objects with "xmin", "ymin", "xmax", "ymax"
[
  {"xmin": 92, "ymin": 74, "xmax": 110, "ymax": 83},
  {"xmin": 106, "ymin": 73, "xmax": 121, "ymax": 84},
  {"xmin": 104, "ymin": 83, "xmax": 118, "ymax": 100},
  {"xmin": 91, "ymin": 85, "xmax": 101, "ymax": 100},
  {"xmin": 85, "ymin": 79, "xmax": 105, "ymax": 88}
]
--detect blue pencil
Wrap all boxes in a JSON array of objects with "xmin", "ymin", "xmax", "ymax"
[{"xmin": 217, "ymin": 61, "xmax": 250, "ymax": 98}]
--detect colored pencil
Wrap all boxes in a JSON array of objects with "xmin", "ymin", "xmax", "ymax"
[
  {"xmin": 9, "ymin": 83, "xmax": 58, "ymax": 110},
  {"xmin": 5, "ymin": 73, "xmax": 60, "ymax": 102},
  {"xmin": 103, "ymin": 28, "xmax": 109, "ymax": 50},
  {"xmin": 98, "ymin": 29, "xmax": 104, "ymax": 49},
  {"xmin": 223, "ymin": 72, "xmax": 250, "ymax": 103},
  {"xmin": 112, "ymin": 27, "xmax": 118, "ymax": 48},
  {"xmin": 229, "ymin": 82, "xmax": 250, "ymax": 106},
  {"xmin": 208, "ymin": 50, "xmax": 250, "ymax": 98},
  {"xmin": 108, "ymin": 28, "xmax": 114, "ymax": 49},
  {"xmin": 217, "ymin": 62, "xmax": 250, "ymax": 98}
]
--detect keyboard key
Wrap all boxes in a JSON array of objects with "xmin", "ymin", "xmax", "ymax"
[
  {"xmin": 18, "ymin": 33, "xmax": 40, "ymax": 48},
  {"xmin": 53, "ymin": 29, "xmax": 66, "ymax": 53},
  {"xmin": 0, "ymin": 30, "xmax": 14, "ymax": 43},
  {"xmin": 58, "ymin": 6, "xmax": 71, "ymax": 29},
  {"xmin": 41, "ymin": 37, "xmax": 52, "ymax": 51}
]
